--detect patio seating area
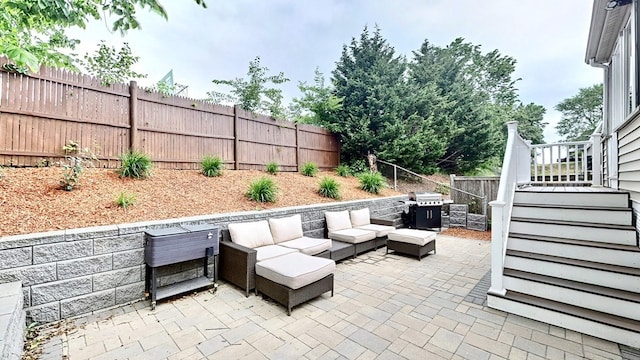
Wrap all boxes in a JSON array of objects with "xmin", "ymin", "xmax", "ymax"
[{"xmin": 36, "ymin": 235, "xmax": 626, "ymax": 360}]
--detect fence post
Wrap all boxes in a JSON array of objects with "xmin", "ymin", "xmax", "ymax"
[
  {"xmin": 129, "ymin": 81, "xmax": 138, "ymax": 151},
  {"xmin": 393, "ymin": 164, "xmax": 397, "ymax": 191},
  {"xmin": 295, "ymin": 124, "xmax": 301, "ymax": 172},
  {"xmin": 234, "ymin": 105, "xmax": 239, "ymax": 170}
]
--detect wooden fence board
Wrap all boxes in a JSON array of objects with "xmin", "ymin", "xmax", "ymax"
[
  {"xmin": 0, "ymin": 60, "xmax": 339, "ymax": 169},
  {"xmin": 449, "ymin": 176, "xmax": 500, "ymax": 217}
]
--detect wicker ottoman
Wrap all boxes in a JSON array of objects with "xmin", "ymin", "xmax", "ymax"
[
  {"xmin": 386, "ymin": 229, "xmax": 436, "ymax": 260},
  {"xmin": 255, "ymin": 252, "xmax": 335, "ymax": 315}
]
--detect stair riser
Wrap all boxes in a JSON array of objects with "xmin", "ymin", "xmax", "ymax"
[
  {"xmin": 487, "ymin": 294, "xmax": 640, "ymax": 348},
  {"xmin": 514, "ymin": 192, "xmax": 629, "ymax": 208},
  {"xmin": 504, "ymin": 256, "xmax": 640, "ymax": 293},
  {"xmin": 503, "ymin": 276, "xmax": 640, "ymax": 320},
  {"xmin": 508, "ymin": 238, "xmax": 640, "ymax": 268},
  {"xmin": 511, "ymin": 206, "xmax": 632, "ymax": 226},
  {"xmin": 510, "ymin": 221, "xmax": 636, "ymax": 246}
]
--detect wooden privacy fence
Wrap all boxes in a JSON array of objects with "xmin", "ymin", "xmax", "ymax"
[
  {"xmin": 0, "ymin": 59, "xmax": 339, "ymax": 171},
  {"xmin": 449, "ymin": 175, "xmax": 500, "ymax": 216}
]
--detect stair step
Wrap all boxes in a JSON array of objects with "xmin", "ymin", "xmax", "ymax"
[
  {"xmin": 504, "ymin": 269, "xmax": 640, "ymax": 303},
  {"xmin": 506, "ymin": 250, "xmax": 640, "ymax": 277},
  {"xmin": 511, "ymin": 204, "xmax": 632, "ymax": 226},
  {"xmin": 505, "ymin": 250, "xmax": 640, "ymax": 293},
  {"xmin": 487, "ymin": 292, "xmax": 640, "ymax": 348},
  {"xmin": 510, "ymin": 218, "xmax": 637, "ymax": 246},
  {"xmin": 508, "ymin": 234, "xmax": 640, "ymax": 268},
  {"xmin": 506, "ymin": 291, "xmax": 640, "ymax": 332},
  {"xmin": 514, "ymin": 190, "xmax": 629, "ymax": 208}
]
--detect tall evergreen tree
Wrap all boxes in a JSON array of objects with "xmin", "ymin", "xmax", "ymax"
[
  {"xmin": 330, "ymin": 26, "xmax": 446, "ymax": 172},
  {"xmin": 555, "ymin": 84, "xmax": 603, "ymax": 141}
]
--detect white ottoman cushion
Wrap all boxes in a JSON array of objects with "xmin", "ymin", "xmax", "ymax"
[
  {"xmin": 356, "ymin": 224, "xmax": 396, "ymax": 237},
  {"xmin": 388, "ymin": 229, "xmax": 437, "ymax": 246},
  {"xmin": 256, "ymin": 252, "xmax": 336, "ymax": 289},
  {"xmin": 255, "ymin": 245, "xmax": 297, "ymax": 262},
  {"xmin": 279, "ymin": 237, "xmax": 332, "ymax": 255},
  {"xmin": 328, "ymin": 228, "xmax": 376, "ymax": 243}
]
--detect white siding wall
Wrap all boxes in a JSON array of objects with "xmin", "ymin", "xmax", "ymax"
[{"xmin": 618, "ymin": 111, "xmax": 640, "ymax": 202}]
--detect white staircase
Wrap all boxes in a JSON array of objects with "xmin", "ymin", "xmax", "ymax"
[{"xmin": 488, "ymin": 187, "xmax": 640, "ymax": 348}]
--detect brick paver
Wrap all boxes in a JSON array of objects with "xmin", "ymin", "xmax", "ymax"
[{"xmin": 38, "ymin": 235, "xmax": 624, "ymax": 359}]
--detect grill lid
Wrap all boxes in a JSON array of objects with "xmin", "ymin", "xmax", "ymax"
[{"xmin": 408, "ymin": 192, "xmax": 443, "ymax": 202}]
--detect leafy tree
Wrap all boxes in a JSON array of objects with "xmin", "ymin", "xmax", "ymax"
[
  {"xmin": 208, "ymin": 56, "xmax": 289, "ymax": 119},
  {"xmin": 409, "ymin": 38, "xmax": 525, "ymax": 173},
  {"xmin": 0, "ymin": 0, "xmax": 207, "ymax": 72},
  {"xmin": 330, "ymin": 26, "xmax": 447, "ymax": 173},
  {"xmin": 289, "ymin": 68, "xmax": 343, "ymax": 125},
  {"xmin": 512, "ymin": 102, "xmax": 547, "ymax": 144},
  {"xmin": 82, "ymin": 41, "xmax": 146, "ymax": 86},
  {"xmin": 555, "ymin": 84, "xmax": 603, "ymax": 141}
]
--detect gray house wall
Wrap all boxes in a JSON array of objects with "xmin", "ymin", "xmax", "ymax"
[{"xmin": 0, "ymin": 196, "xmax": 405, "ymax": 324}]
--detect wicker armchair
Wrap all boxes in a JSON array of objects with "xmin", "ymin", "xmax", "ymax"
[{"xmin": 218, "ymin": 231, "xmax": 257, "ymax": 297}]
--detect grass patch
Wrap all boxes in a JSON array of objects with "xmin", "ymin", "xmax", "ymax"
[
  {"xmin": 318, "ymin": 177, "xmax": 341, "ymax": 199},
  {"xmin": 301, "ymin": 162, "xmax": 319, "ymax": 177},
  {"xmin": 118, "ymin": 151, "xmax": 152, "ymax": 179},
  {"xmin": 358, "ymin": 171, "xmax": 386, "ymax": 194},
  {"xmin": 201, "ymin": 155, "xmax": 224, "ymax": 177},
  {"xmin": 246, "ymin": 176, "xmax": 278, "ymax": 202}
]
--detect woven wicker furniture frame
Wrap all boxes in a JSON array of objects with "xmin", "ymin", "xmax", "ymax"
[
  {"xmin": 219, "ymin": 240, "xmax": 257, "ymax": 297},
  {"xmin": 386, "ymin": 239, "xmax": 436, "ymax": 260},
  {"xmin": 256, "ymin": 274, "xmax": 334, "ymax": 315}
]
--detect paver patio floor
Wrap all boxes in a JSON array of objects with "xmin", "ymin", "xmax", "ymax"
[{"xmin": 38, "ymin": 235, "xmax": 624, "ymax": 359}]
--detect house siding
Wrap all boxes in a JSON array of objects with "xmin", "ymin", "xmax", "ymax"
[{"xmin": 617, "ymin": 111, "xmax": 640, "ymax": 202}]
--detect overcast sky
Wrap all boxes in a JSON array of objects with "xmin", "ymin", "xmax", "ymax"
[{"xmin": 69, "ymin": 0, "xmax": 603, "ymax": 143}]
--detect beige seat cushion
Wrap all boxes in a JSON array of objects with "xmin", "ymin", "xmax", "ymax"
[
  {"xmin": 228, "ymin": 220, "xmax": 274, "ymax": 249},
  {"xmin": 350, "ymin": 208, "xmax": 371, "ymax": 227},
  {"xmin": 256, "ymin": 252, "xmax": 335, "ymax": 289},
  {"xmin": 279, "ymin": 237, "xmax": 332, "ymax": 255},
  {"xmin": 325, "ymin": 210, "xmax": 352, "ymax": 233},
  {"xmin": 328, "ymin": 228, "xmax": 376, "ymax": 244},
  {"xmin": 255, "ymin": 245, "xmax": 298, "ymax": 262},
  {"xmin": 388, "ymin": 229, "xmax": 437, "ymax": 246},
  {"xmin": 269, "ymin": 214, "xmax": 304, "ymax": 244},
  {"xmin": 356, "ymin": 224, "xmax": 396, "ymax": 237}
]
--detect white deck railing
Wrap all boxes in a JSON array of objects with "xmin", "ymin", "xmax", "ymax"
[{"xmin": 488, "ymin": 122, "xmax": 603, "ymax": 297}]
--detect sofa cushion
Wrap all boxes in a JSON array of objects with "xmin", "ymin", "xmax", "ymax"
[
  {"xmin": 256, "ymin": 252, "xmax": 335, "ymax": 289},
  {"xmin": 388, "ymin": 229, "xmax": 437, "ymax": 246},
  {"xmin": 279, "ymin": 237, "xmax": 332, "ymax": 255},
  {"xmin": 255, "ymin": 245, "xmax": 298, "ymax": 262},
  {"xmin": 328, "ymin": 228, "xmax": 376, "ymax": 244},
  {"xmin": 356, "ymin": 224, "xmax": 396, "ymax": 237},
  {"xmin": 228, "ymin": 220, "xmax": 274, "ymax": 249},
  {"xmin": 325, "ymin": 210, "xmax": 352, "ymax": 233},
  {"xmin": 269, "ymin": 214, "xmax": 304, "ymax": 244},
  {"xmin": 350, "ymin": 208, "xmax": 371, "ymax": 227}
]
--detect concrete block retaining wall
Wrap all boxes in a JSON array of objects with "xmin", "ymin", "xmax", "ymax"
[{"xmin": 0, "ymin": 196, "xmax": 405, "ymax": 324}]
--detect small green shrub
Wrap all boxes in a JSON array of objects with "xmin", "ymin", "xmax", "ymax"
[
  {"xmin": 335, "ymin": 165, "xmax": 351, "ymax": 177},
  {"xmin": 118, "ymin": 150, "xmax": 152, "ymax": 179},
  {"xmin": 301, "ymin": 162, "xmax": 319, "ymax": 177},
  {"xmin": 201, "ymin": 155, "xmax": 224, "ymax": 177},
  {"xmin": 358, "ymin": 171, "xmax": 386, "ymax": 194},
  {"xmin": 115, "ymin": 191, "xmax": 137, "ymax": 210},
  {"xmin": 59, "ymin": 140, "xmax": 97, "ymax": 191},
  {"xmin": 246, "ymin": 177, "xmax": 278, "ymax": 202},
  {"xmin": 318, "ymin": 177, "xmax": 341, "ymax": 199},
  {"xmin": 349, "ymin": 159, "xmax": 368, "ymax": 174},
  {"xmin": 266, "ymin": 162, "xmax": 279, "ymax": 175},
  {"xmin": 434, "ymin": 183, "xmax": 450, "ymax": 195}
]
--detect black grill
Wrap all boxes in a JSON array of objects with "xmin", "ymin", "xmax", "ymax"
[{"xmin": 402, "ymin": 192, "xmax": 443, "ymax": 231}]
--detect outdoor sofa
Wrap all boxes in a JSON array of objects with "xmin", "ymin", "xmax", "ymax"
[
  {"xmin": 325, "ymin": 208, "xmax": 396, "ymax": 257},
  {"xmin": 219, "ymin": 214, "xmax": 332, "ymax": 297}
]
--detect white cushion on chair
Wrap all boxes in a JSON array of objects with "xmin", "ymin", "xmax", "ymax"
[
  {"xmin": 269, "ymin": 214, "xmax": 304, "ymax": 243},
  {"xmin": 279, "ymin": 237, "xmax": 332, "ymax": 255},
  {"xmin": 255, "ymin": 245, "xmax": 297, "ymax": 262},
  {"xmin": 388, "ymin": 229, "xmax": 437, "ymax": 246},
  {"xmin": 350, "ymin": 208, "xmax": 371, "ymax": 227},
  {"xmin": 328, "ymin": 228, "xmax": 376, "ymax": 244},
  {"xmin": 325, "ymin": 210, "xmax": 352, "ymax": 233},
  {"xmin": 228, "ymin": 220, "xmax": 274, "ymax": 249},
  {"xmin": 256, "ymin": 252, "xmax": 335, "ymax": 289},
  {"xmin": 356, "ymin": 224, "xmax": 396, "ymax": 237}
]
